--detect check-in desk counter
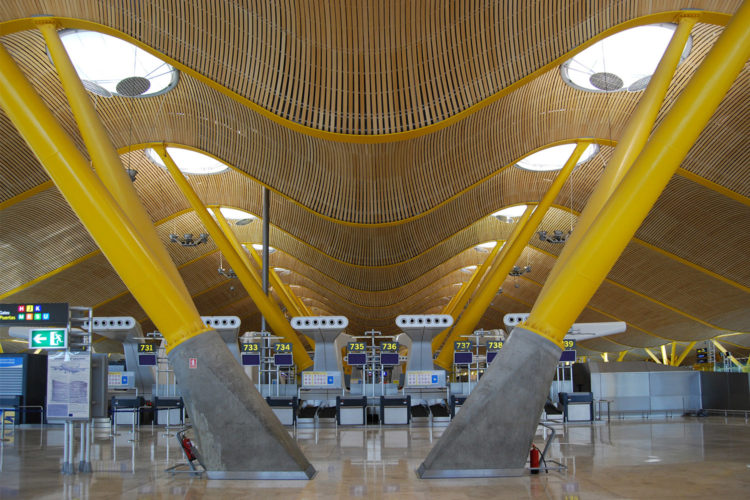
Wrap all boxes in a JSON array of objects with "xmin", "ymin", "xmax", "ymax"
[
  {"xmin": 154, "ymin": 397, "xmax": 184, "ymax": 426},
  {"xmin": 336, "ymin": 396, "xmax": 367, "ymax": 425},
  {"xmin": 450, "ymin": 395, "xmax": 467, "ymax": 419},
  {"xmin": 559, "ymin": 392, "xmax": 594, "ymax": 422},
  {"xmin": 111, "ymin": 396, "xmax": 144, "ymax": 426},
  {"xmin": 266, "ymin": 397, "xmax": 298, "ymax": 426},
  {"xmin": 380, "ymin": 396, "xmax": 410, "ymax": 425}
]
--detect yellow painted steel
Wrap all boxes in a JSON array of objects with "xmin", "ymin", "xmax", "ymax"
[
  {"xmin": 644, "ymin": 348, "xmax": 662, "ymax": 364},
  {"xmin": 433, "ymin": 242, "xmax": 502, "ymax": 351},
  {"xmin": 0, "ymin": 43, "xmax": 210, "ymax": 349},
  {"xmin": 676, "ymin": 168, "xmax": 750, "ymax": 208},
  {"xmin": 0, "ymin": 180, "xmax": 54, "ymax": 211},
  {"xmin": 38, "ymin": 22, "xmax": 194, "ymax": 306},
  {"xmin": 522, "ymin": 2, "xmax": 750, "ymax": 345},
  {"xmin": 158, "ymin": 147, "xmax": 313, "ymax": 370},
  {"xmin": 601, "ymin": 353, "xmax": 609, "ymax": 362},
  {"xmin": 711, "ymin": 339, "xmax": 744, "ymax": 369},
  {"xmin": 545, "ymin": 16, "xmax": 697, "ymax": 286},
  {"xmin": 675, "ymin": 341, "xmax": 697, "ymax": 367},
  {"xmin": 617, "ymin": 351, "xmax": 628, "ymax": 362},
  {"xmin": 434, "ymin": 142, "xmax": 588, "ymax": 368},
  {"xmin": 244, "ymin": 244, "xmax": 303, "ymax": 318},
  {"xmin": 670, "ymin": 342, "xmax": 677, "ymax": 365},
  {"xmin": 660, "ymin": 344, "xmax": 669, "ymax": 365}
]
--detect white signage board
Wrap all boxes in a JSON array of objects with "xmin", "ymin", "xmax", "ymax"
[{"xmin": 47, "ymin": 352, "xmax": 91, "ymax": 420}]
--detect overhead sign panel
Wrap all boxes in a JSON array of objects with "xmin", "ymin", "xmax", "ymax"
[
  {"xmin": 0, "ymin": 303, "xmax": 69, "ymax": 326},
  {"xmin": 29, "ymin": 328, "xmax": 68, "ymax": 349}
]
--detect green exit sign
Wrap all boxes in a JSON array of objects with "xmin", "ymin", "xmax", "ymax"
[{"xmin": 29, "ymin": 328, "xmax": 68, "ymax": 349}]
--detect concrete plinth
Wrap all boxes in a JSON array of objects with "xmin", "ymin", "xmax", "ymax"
[
  {"xmin": 417, "ymin": 327, "xmax": 560, "ymax": 478},
  {"xmin": 168, "ymin": 332, "xmax": 315, "ymax": 479}
]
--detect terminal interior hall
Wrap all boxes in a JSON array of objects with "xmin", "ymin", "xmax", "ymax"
[{"xmin": 0, "ymin": 1, "xmax": 749, "ymax": 498}]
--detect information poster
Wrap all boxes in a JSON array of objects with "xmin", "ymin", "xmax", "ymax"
[{"xmin": 47, "ymin": 352, "xmax": 91, "ymax": 420}]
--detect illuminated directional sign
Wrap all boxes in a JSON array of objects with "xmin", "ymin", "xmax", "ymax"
[
  {"xmin": 28, "ymin": 328, "xmax": 68, "ymax": 349},
  {"xmin": 348, "ymin": 342, "xmax": 366, "ymax": 352},
  {"xmin": 454, "ymin": 341, "xmax": 472, "ymax": 352},
  {"xmin": 137, "ymin": 343, "xmax": 155, "ymax": 352},
  {"xmin": 563, "ymin": 339, "xmax": 577, "ymax": 350},
  {"xmin": 0, "ymin": 303, "xmax": 69, "ymax": 326},
  {"xmin": 380, "ymin": 341, "xmax": 399, "ymax": 353}
]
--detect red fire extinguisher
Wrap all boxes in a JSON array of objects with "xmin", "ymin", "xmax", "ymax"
[
  {"xmin": 530, "ymin": 444, "xmax": 541, "ymax": 474},
  {"xmin": 182, "ymin": 437, "xmax": 197, "ymax": 461}
]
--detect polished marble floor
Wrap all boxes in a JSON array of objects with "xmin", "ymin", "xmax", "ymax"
[{"xmin": 1, "ymin": 416, "xmax": 749, "ymax": 499}]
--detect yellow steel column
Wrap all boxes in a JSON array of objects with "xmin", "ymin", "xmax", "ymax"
[
  {"xmin": 660, "ymin": 344, "xmax": 669, "ymax": 365},
  {"xmin": 0, "ymin": 44, "xmax": 210, "ymax": 349},
  {"xmin": 674, "ymin": 341, "xmax": 697, "ymax": 367},
  {"xmin": 158, "ymin": 147, "xmax": 313, "ymax": 369},
  {"xmin": 546, "ymin": 15, "xmax": 697, "ymax": 285},
  {"xmin": 432, "ymin": 242, "xmax": 501, "ymax": 351},
  {"xmin": 38, "ymin": 21, "xmax": 192, "ymax": 304},
  {"xmin": 711, "ymin": 339, "xmax": 744, "ymax": 369},
  {"xmin": 522, "ymin": 3, "xmax": 750, "ymax": 345},
  {"xmin": 434, "ymin": 142, "xmax": 589, "ymax": 369},
  {"xmin": 644, "ymin": 348, "xmax": 662, "ymax": 364},
  {"xmin": 617, "ymin": 351, "xmax": 628, "ymax": 362},
  {"xmin": 670, "ymin": 342, "xmax": 677, "ymax": 365},
  {"xmin": 245, "ymin": 244, "xmax": 303, "ymax": 317}
]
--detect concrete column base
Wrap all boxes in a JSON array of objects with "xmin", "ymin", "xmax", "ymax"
[
  {"xmin": 168, "ymin": 332, "xmax": 315, "ymax": 479},
  {"xmin": 418, "ymin": 327, "xmax": 560, "ymax": 478}
]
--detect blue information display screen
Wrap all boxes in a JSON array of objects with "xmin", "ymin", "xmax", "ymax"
[
  {"xmin": 274, "ymin": 353, "xmax": 293, "ymax": 366},
  {"xmin": 559, "ymin": 350, "xmax": 576, "ymax": 362},
  {"xmin": 379, "ymin": 353, "xmax": 399, "ymax": 366},
  {"xmin": 138, "ymin": 354, "xmax": 157, "ymax": 366},
  {"xmin": 242, "ymin": 353, "xmax": 260, "ymax": 366},
  {"xmin": 453, "ymin": 352, "xmax": 473, "ymax": 365},
  {"xmin": 487, "ymin": 351, "xmax": 498, "ymax": 364},
  {"xmin": 347, "ymin": 353, "xmax": 367, "ymax": 366},
  {"xmin": 0, "ymin": 303, "xmax": 69, "ymax": 326}
]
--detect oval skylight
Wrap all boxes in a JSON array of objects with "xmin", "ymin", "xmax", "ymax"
[
  {"xmin": 516, "ymin": 143, "xmax": 599, "ymax": 171},
  {"xmin": 251, "ymin": 244, "xmax": 276, "ymax": 254},
  {"xmin": 461, "ymin": 265, "xmax": 478, "ymax": 272},
  {"xmin": 560, "ymin": 24, "xmax": 692, "ymax": 93},
  {"xmin": 218, "ymin": 207, "xmax": 255, "ymax": 224},
  {"xmin": 57, "ymin": 30, "xmax": 179, "ymax": 97},
  {"xmin": 273, "ymin": 267, "xmax": 291, "ymax": 275},
  {"xmin": 145, "ymin": 147, "xmax": 229, "ymax": 175},
  {"xmin": 493, "ymin": 205, "xmax": 528, "ymax": 222}
]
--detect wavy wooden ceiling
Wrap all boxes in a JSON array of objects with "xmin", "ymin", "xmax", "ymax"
[{"xmin": 0, "ymin": 1, "xmax": 748, "ymax": 357}]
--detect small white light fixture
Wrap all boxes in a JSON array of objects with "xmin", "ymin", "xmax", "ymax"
[
  {"xmin": 561, "ymin": 24, "xmax": 692, "ymax": 93},
  {"xmin": 475, "ymin": 241, "xmax": 497, "ymax": 252},
  {"xmin": 57, "ymin": 29, "xmax": 179, "ymax": 97},
  {"xmin": 145, "ymin": 147, "xmax": 229, "ymax": 175},
  {"xmin": 461, "ymin": 265, "xmax": 478, "ymax": 273},
  {"xmin": 273, "ymin": 267, "xmax": 291, "ymax": 276},
  {"xmin": 493, "ymin": 205, "xmax": 529, "ymax": 223},
  {"xmin": 516, "ymin": 143, "xmax": 599, "ymax": 172}
]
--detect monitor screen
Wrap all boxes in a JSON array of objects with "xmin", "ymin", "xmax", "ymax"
[
  {"xmin": 454, "ymin": 352, "xmax": 473, "ymax": 365},
  {"xmin": 274, "ymin": 353, "xmax": 293, "ymax": 366},
  {"xmin": 138, "ymin": 354, "xmax": 156, "ymax": 366},
  {"xmin": 380, "ymin": 353, "xmax": 399, "ymax": 366},
  {"xmin": 347, "ymin": 353, "xmax": 367, "ymax": 366},
  {"xmin": 487, "ymin": 351, "xmax": 497, "ymax": 364},
  {"xmin": 242, "ymin": 353, "xmax": 260, "ymax": 366},
  {"xmin": 559, "ymin": 350, "xmax": 576, "ymax": 362}
]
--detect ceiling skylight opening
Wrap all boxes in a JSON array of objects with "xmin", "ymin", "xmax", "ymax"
[
  {"xmin": 493, "ymin": 205, "xmax": 529, "ymax": 223},
  {"xmin": 516, "ymin": 143, "xmax": 599, "ymax": 171},
  {"xmin": 145, "ymin": 147, "xmax": 229, "ymax": 175},
  {"xmin": 561, "ymin": 24, "xmax": 692, "ymax": 93},
  {"xmin": 273, "ymin": 267, "xmax": 291, "ymax": 276},
  {"xmin": 57, "ymin": 29, "xmax": 179, "ymax": 98},
  {"xmin": 475, "ymin": 241, "xmax": 497, "ymax": 252},
  {"xmin": 251, "ymin": 243, "xmax": 276, "ymax": 254},
  {"xmin": 218, "ymin": 207, "xmax": 255, "ymax": 225},
  {"xmin": 461, "ymin": 265, "xmax": 478, "ymax": 273}
]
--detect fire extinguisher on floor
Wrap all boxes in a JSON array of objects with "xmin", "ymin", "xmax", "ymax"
[{"xmin": 530, "ymin": 444, "xmax": 541, "ymax": 474}]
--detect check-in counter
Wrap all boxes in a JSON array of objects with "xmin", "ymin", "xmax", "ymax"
[
  {"xmin": 266, "ymin": 397, "xmax": 298, "ymax": 426},
  {"xmin": 559, "ymin": 392, "xmax": 594, "ymax": 422},
  {"xmin": 450, "ymin": 395, "xmax": 467, "ymax": 419},
  {"xmin": 380, "ymin": 396, "xmax": 410, "ymax": 425},
  {"xmin": 336, "ymin": 396, "xmax": 367, "ymax": 425}
]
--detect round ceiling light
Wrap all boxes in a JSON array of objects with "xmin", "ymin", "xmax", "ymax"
[
  {"xmin": 57, "ymin": 29, "xmax": 179, "ymax": 98},
  {"xmin": 560, "ymin": 24, "xmax": 692, "ymax": 93},
  {"xmin": 516, "ymin": 143, "xmax": 599, "ymax": 171},
  {"xmin": 145, "ymin": 147, "xmax": 229, "ymax": 175}
]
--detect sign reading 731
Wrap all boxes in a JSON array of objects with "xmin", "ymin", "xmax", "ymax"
[{"xmin": 29, "ymin": 328, "xmax": 68, "ymax": 349}]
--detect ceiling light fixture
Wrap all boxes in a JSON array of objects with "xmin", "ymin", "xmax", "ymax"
[
  {"xmin": 560, "ymin": 24, "xmax": 692, "ymax": 93},
  {"xmin": 169, "ymin": 233, "xmax": 209, "ymax": 247},
  {"xmin": 538, "ymin": 229, "xmax": 571, "ymax": 244},
  {"xmin": 145, "ymin": 147, "xmax": 229, "ymax": 175},
  {"xmin": 57, "ymin": 29, "xmax": 179, "ymax": 97}
]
